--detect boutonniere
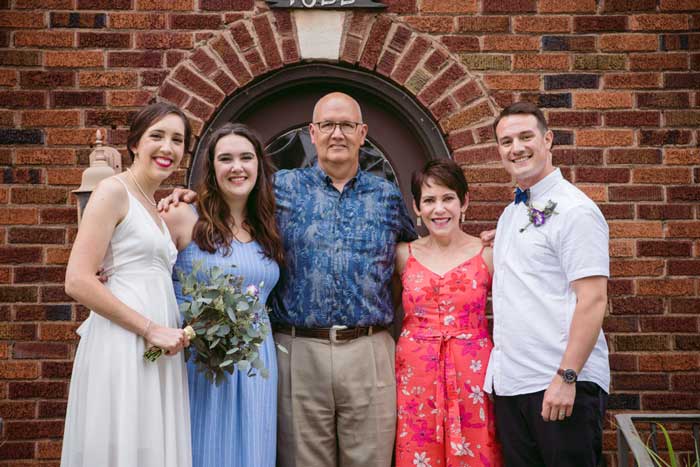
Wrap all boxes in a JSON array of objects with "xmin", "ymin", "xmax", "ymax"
[{"xmin": 520, "ymin": 200, "xmax": 558, "ymax": 233}]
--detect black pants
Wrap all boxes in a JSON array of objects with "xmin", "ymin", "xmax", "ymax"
[{"xmin": 493, "ymin": 382, "xmax": 608, "ymax": 467}]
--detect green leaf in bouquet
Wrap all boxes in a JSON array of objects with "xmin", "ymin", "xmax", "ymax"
[
  {"xmin": 209, "ymin": 337, "xmax": 220, "ymax": 349},
  {"xmin": 179, "ymin": 301, "xmax": 190, "ymax": 313},
  {"xmin": 236, "ymin": 301, "xmax": 249, "ymax": 311},
  {"xmin": 210, "ymin": 266, "xmax": 223, "ymax": 279},
  {"xmin": 226, "ymin": 346, "xmax": 240, "ymax": 355},
  {"xmin": 190, "ymin": 300, "xmax": 202, "ymax": 318},
  {"xmin": 216, "ymin": 324, "xmax": 230, "ymax": 337},
  {"xmin": 220, "ymin": 359, "xmax": 234, "ymax": 368},
  {"xmin": 206, "ymin": 324, "xmax": 220, "ymax": 336},
  {"xmin": 237, "ymin": 360, "xmax": 249, "ymax": 371},
  {"xmin": 225, "ymin": 306, "xmax": 237, "ymax": 323},
  {"xmin": 252, "ymin": 357, "xmax": 264, "ymax": 370}
]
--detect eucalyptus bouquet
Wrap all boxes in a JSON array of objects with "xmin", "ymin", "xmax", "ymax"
[{"xmin": 143, "ymin": 261, "xmax": 273, "ymax": 386}]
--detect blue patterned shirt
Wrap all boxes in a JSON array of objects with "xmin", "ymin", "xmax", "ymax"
[{"xmin": 271, "ymin": 163, "xmax": 417, "ymax": 328}]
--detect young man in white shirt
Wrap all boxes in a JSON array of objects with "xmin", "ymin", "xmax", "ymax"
[{"xmin": 485, "ymin": 102, "xmax": 610, "ymax": 466}]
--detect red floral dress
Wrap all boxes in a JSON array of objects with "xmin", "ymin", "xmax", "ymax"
[{"xmin": 395, "ymin": 244, "xmax": 502, "ymax": 467}]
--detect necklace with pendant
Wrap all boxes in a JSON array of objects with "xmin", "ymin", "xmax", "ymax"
[{"xmin": 126, "ymin": 168, "xmax": 157, "ymax": 207}]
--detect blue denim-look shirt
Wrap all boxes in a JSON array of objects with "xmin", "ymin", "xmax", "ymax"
[{"xmin": 271, "ymin": 163, "xmax": 417, "ymax": 328}]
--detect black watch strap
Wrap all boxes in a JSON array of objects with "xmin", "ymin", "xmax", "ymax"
[{"xmin": 557, "ymin": 368, "xmax": 577, "ymax": 384}]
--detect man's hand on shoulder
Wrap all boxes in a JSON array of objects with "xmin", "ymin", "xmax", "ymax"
[
  {"xmin": 157, "ymin": 187, "xmax": 197, "ymax": 212},
  {"xmin": 479, "ymin": 228, "xmax": 496, "ymax": 247}
]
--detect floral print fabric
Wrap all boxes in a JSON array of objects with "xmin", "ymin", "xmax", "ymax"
[{"xmin": 396, "ymin": 245, "xmax": 502, "ymax": 467}]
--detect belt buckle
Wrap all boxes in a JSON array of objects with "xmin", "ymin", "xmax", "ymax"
[{"xmin": 330, "ymin": 325, "xmax": 347, "ymax": 343}]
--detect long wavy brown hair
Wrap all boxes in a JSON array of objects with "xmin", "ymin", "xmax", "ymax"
[{"xmin": 191, "ymin": 123, "xmax": 284, "ymax": 265}]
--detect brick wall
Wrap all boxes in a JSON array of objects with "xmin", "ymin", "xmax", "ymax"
[{"xmin": 1, "ymin": 0, "xmax": 698, "ymax": 465}]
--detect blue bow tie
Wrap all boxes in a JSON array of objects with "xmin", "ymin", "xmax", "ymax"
[{"xmin": 514, "ymin": 188, "xmax": 530, "ymax": 205}]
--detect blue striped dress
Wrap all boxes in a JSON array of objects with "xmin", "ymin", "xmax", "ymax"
[{"xmin": 173, "ymin": 237, "xmax": 279, "ymax": 467}]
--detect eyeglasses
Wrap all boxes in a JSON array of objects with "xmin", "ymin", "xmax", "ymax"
[{"xmin": 313, "ymin": 121, "xmax": 362, "ymax": 135}]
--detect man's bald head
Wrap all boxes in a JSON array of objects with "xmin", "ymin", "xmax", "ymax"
[{"xmin": 312, "ymin": 92, "xmax": 363, "ymax": 123}]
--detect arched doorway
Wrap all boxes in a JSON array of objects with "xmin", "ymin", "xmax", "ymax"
[{"xmin": 189, "ymin": 63, "xmax": 451, "ymax": 221}]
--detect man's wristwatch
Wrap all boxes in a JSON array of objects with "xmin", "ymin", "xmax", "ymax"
[{"xmin": 557, "ymin": 368, "xmax": 578, "ymax": 384}]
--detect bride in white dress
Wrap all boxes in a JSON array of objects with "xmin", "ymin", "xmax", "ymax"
[{"xmin": 61, "ymin": 102, "xmax": 193, "ymax": 467}]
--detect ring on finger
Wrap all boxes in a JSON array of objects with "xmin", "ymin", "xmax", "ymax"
[{"xmin": 558, "ymin": 411, "xmax": 566, "ymax": 419}]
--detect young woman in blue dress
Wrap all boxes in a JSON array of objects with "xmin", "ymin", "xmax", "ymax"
[{"xmin": 161, "ymin": 123, "xmax": 284, "ymax": 467}]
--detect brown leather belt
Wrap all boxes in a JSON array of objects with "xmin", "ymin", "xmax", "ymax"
[{"xmin": 273, "ymin": 324, "xmax": 387, "ymax": 342}]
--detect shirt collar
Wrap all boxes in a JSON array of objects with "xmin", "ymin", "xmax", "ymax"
[
  {"xmin": 526, "ymin": 168, "xmax": 562, "ymax": 201},
  {"xmin": 311, "ymin": 161, "xmax": 363, "ymax": 189}
]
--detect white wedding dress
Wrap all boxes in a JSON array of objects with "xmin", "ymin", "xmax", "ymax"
[{"xmin": 61, "ymin": 179, "xmax": 191, "ymax": 467}]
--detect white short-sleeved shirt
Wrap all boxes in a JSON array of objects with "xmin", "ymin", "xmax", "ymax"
[{"xmin": 485, "ymin": 168, "xmax": 610, "ymax": 396}]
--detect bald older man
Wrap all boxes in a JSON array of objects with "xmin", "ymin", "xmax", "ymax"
[{"xmin": 271, "ymin": 92, "xmax": 416, "ymax": 467}]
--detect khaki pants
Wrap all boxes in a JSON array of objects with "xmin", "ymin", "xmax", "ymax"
[{"xmin": 275, "ymin": 330, "xmax": 396, "ymax": 467}]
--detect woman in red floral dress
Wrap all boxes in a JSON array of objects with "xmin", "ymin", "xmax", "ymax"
[{"xmin": 394, "ymin": 160, "xmax": 502, "ymax": 467}]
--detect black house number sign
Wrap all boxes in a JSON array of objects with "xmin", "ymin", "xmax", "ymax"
[{"xmin": 267, "ymin": 0, "xmax": 385, "ymax": 8}]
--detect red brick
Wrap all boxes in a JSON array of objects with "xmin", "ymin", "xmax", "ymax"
[
  {"xmin": 41, "ymin": 361, "xmax": 73, "ymax": 379},
  {"xmin": 454, "ymin": 145, "xmax": 500, "ymax": 165},
  {"xmin": 5, "ymin": 420, "xmax": 64, "ymax": 440},
  {"xmin": 11, "ymin": 187, "xmax": 67, "ymax": 205},
  {"xmin": 575, "ymin": 16, "xmax": 628, "ymax": 32},
  {"xmin": 441, "ymin": 100, "xmax": 493, "ymax": 132},
  {"xmin": 639, "ymin": 240, "xmax": 693, "ymax": 257},
  {"xmin": 604, "ymin": 72, "xmax": 660, "ymax": 89},
  {"xmin": 0, "ymin": 69, "xmax": 17, "ymax": 87},
  {"xmin": 14, "ymin": 31, "xmax": 73, "ymax": 49},
  {"xmin": 456, "ymin": 16, "xmax": 509, "ymax": 33},
  {"xmin": 513, "ymin": 54, "xmax": 569, "ymax": 71},
  {"xmin": 447, "ymin": 129, "xmax": 475, "ymax": 150},
  {"xmin": 615, "ymin": 334, "xmax": 670, "ymax": 351},
  {"xmin": 640, "ymin": 354, "xmax": 698, "ymax": 371},
  {"xmin": 52, "ymin": 91, "xmax": 104, "ymax": 108},
  {"xmin": 637, "ymin": 91, "xmax": 689, "ymax": 108},
  {"xmin": 46, "ymin": 247, "xmax": 71, "ymax": 265},
  {"xmin": 16, "ymin": 0, "xmax": 72, "ymax": 6},
  {"xmin": 210, "ymin": 34, "xmax": 252, "ymax": 86},
  {"xmin": 642, "ymin": 316, "xmax": 698, "ymax": 333},
  {"xmin": 8, "ymin": 227, "xmax": 64, "ymax": 244},
  {"xmin": 38, "ymin": 400, "xmax": 67, "ymax": 419},
  {"xmin": 21, "ymin": 110, "xmax": 79, "ymax": 128},
  {"xmin": 20, "ymin": 70, "xmax": 75, "ymax": 89},
  {"xmin": 0, "ymin": 91, "xmax": 46, "ymax": 109},
  {"xmin": 672, "ymin": 374, "xmax": 700, "ymax": 392},
  {"xmin": 391, "ymin": 36, "xmax": 430, "ymax": 85},
  {"xmin": 169, "ymin": 13, "xmax": 221, "ymax": 30},
  {"xmin": 0, "ymin": 11, "xmax": 44, "ymax": 29},
  {"xmin": 421, "ymin": 0, "xmax": 476, "ymax": 12},
  {"xmin": 135, "ymin": 31, "xmax": 193, "ymax": 49},
  {"xmin": 0, "ymin": 208, "xmax": 38, "ymax": 226},
  {"xmin": 108, "ymin": 51, "xmax": 163, "ymax": 68},
  {"xmin": 12, "ymin": 343, "xmax": 69, "ymax": 360},
  {"xmin": 667, "ymin": 186, "xmax": 700, "ymax": 202},
  {"xmin": 483, "ymin": 35, "xmax": 539, "ymax": 51},
  {"xmin": 0, "ymin": 50, "xmax": 40, "ymax": 67},
  {"xmin": 45, "ymin": 51, "xmax": 103, "ymax": 68},
  {"xmin": 109, "ymin": 12, "xmax": 166, "ymax": 29},
  {"xmin": 199, "ymin": 0, "xmax": 250, "ymax": 10},
  {"xmin": 0, "ymin": 246, "xmax": 42, "ymax": 264},
  {"xmin": 540, "ymin": 0, "xmax": 595, "ymax": 12},
  {"xmin": 403, "ymin": 16, "xmax": 453, "ymax": 33},
  {"xmin": 0, "ymin": 441, "xmax": 35, "ymax": 460},
  {"xmin": 38, "ymin": 323, "xmax": 79, "ymax": 341},
  {"xmin": 671, "ymin": 298, "xmax": 700, "ymax": 314},
  {"xmin": 577, "ymin": 185, "xmax": 606, "ymax": 202},
  {"xmin": 42, "ymin": 285, "xmax": 72, "ymax": 302},
  {"xmin": 631, "ymin": 14, "xmax": 690, "ymax": 31},
  {"xmin": 577, "ymin": 129, "xmax": 634, "ymax": 147},
  {"xmin": 418, "ymin": 63, "xmax": 466, "ymax": 106},
  {"xmin": 600, "ymin": 34, "xmax": 659, "ymax": 52},
  {"xmin": 576, "ymin": 167, "xmax": 630, "ymax": 183},
  {"xmin": 609, "ymin": 221, "xmax": 663, "ymax": 238},
  {"xmin": 0, "ymin": 401, "xmax": 36, "ymax": 419},
  {"xmin": 664, "ymin": 72, "xmax": 700, "ymax": 89},
  {"xmin": 668, "ymin": 222, "xmax": 700, "ymax": 237},
  {"xmin": 665, "ymin": 110, "xmax": 700, "ymax": 127},
  {"xmin": 638, "ymin": 279, "xmax": 695, "ymax": 296},
  {"xmin": 633, "ymin": 167, "xmax": 691, "ymax": 184},
  {"xmin": 15, "ymin": 149, "xmax": 75, "ymax": 165},
  {"xmin": 359, "ymin": 16, "xmax": 392, "ymax": 71},
  {"xmin": 610, "ymin": 259, "xmax": 664, "ymax": 277},
  {"xmin": 574, "ymin": 92, "xmax": 633, "ymax": 109},
  {"xmin": 0, "ymin": 323, "xmax": 35, "ymax": 340},
  {"xmin": 611, "ymin": 297, "xmax": 664, "ymax": 315},
  {"xmin": 516, "ymin": 16, "xmax": 571, "ymax": 34},
  {"xmin": 609, "ymin": 353, "xmax": 637, "ymax": 371},
  {"xmin": 484, "ymin": 74, "xmax": 540, "ymax": 90},
  {"xmin": 14, "ymin": 266, "xmax": 65, "ymax": 284},
  {"xmin": 107, "ymin": 90, "xmax": 152, "ymax": 107},
  {"xmin": 37, "ymin": 440, "xmax": 63, "ymax": 459},
  {"xmin": 46, "ymin": 129, "xmax": 99, "ymax": 146},
  {"xmin": 613, "ymin": 374, "xmax": 669, "ymax": 390},
  {"xmin": 604, "ymin": 111, "xmax": 660, "ymax": 127},
  {"xmin": 664, "ymin": 148, "xmax": 699, "ymax": 165},
  {"xmin": 603, "ymin": 0, "xmax": 656, "ymax": 11},
  {"xmin": 641, "ymin": 129, "xmax": 692, "ymax": 147},
  {"xmin": 668, "ymin": 259, "xmax": 700, "ymax": 276},
  {"xmin": 643, "ymin": 393, "xmax": 699, "ymax": 410},
  {"xmin": 138, "ymin": 0, "xmax": 192, "ymax": 9},
  {"xmin": 482, "ymin": 0, "xmax": 536, "ymax": 13},
  {"xmin": 630, "ymin": 53, "xmax": 688, "ymax": 71},
  {"xmin": 40, "ymin": 207, "xmax": 78, "ymax": 225},
  {"xmin": 0, "ymin": 361, "xmax": 39, "ymax": 379},
  {"xmin": 638, "ymin": 205, "xmax": 694, "ymax": 220}
]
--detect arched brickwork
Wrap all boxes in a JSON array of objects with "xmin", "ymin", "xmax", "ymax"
[{"xmin": 155, "ymin": 10, "xmax": 501, "ymax": 167}]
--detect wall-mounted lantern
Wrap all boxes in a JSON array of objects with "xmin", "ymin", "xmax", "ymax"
[{"xmin": 72, "ymin": 130, "xmax": 122, "ymax": 223}]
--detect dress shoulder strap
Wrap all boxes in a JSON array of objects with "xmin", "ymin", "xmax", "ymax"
[
  {"xmin": 113, "ymin": 175, "xmax": 131, "ymax": 195},
  {"xmin": 477, "ymin": 244, "xmax": 486, "ymax": 256}
]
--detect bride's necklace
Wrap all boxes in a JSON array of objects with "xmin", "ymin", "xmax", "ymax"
[{"xmin": 126, "ymin": 168, "xmax": 156, "ymax": 207}]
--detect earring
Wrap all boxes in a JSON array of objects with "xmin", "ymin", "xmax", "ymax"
[
  {"xmin": 461, "ymin": 212, "xmax": 466, "ymax": 223},
  {"xmin": 416, "ymin": 216, "xmax": 422, "ymax": 227}
]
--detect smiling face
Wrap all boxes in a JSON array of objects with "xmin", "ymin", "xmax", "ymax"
[
  {"xmin": 212, "ymin": 133, "xmax": 259, "ymax": 202},
  {"xmin": 130, "ymin": 113, "xmax": 186, "ymax": 180},
  {"xmin": 495, "ymin": 113, "xmax": 554, "ymax": 189},
  {"xmin": 309, "ymin": 93, "xmax": 367, "ymax": 173},
  {"xmin": 414, "ymin": 178, "xmax": 468, "ymax": 236}
]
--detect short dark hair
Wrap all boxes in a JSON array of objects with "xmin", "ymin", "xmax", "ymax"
[
  {"xmin": 493, "ymin": 101, "xmax": 548, "ymax": 138},
  {"xmin": 411, "ymin": 159, "xmax": 469, "ymax": 208},
  {"xmin": 126, "ymin": 102, "xmax": 192, "ymax": 161}
]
